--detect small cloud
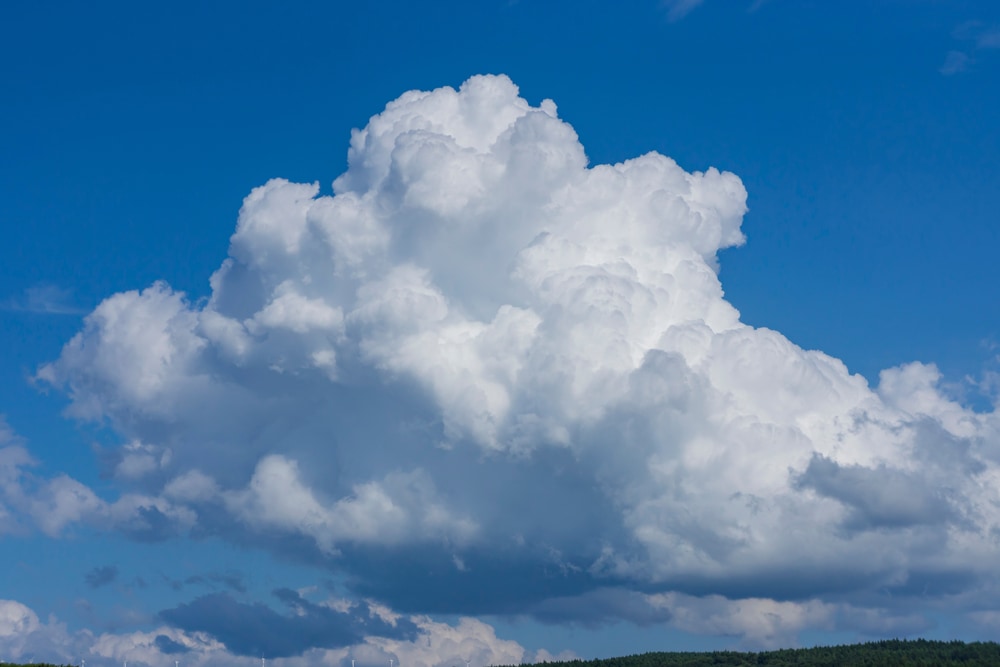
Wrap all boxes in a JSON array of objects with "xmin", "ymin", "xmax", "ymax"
[
  {"xmin": 940, "ymin": 50, "xmax": 972, "ymax": 75},
  {"xmin": 942, "ymin": 21, "xmax": 1000, "ymax": 74},
  {"xmin": 4, "ymin": 284, "xmax": 87, "ymax": 315},
  {"xmin": 661, "ymin": 0, "xmax": 704, "ymax": 22},
  {"xmin": 85, "ymin": 564, "xmax": 120, "ymax": 588},
  {"xmin": 977, "ymin": 27, "xmax": 1000, "ymax": 49},
  {"xmin": 952, "ymin": 20, "xmax": 1000, "ymax": 48},
  {"xmin": 105, "ymin": 439, "xmax": 172, "ymax": 481},
  {"xmin": 952, "ymin": 20, "xmax": 985, "ymax": 41}
]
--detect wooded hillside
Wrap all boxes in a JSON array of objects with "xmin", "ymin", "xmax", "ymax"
[{"xmin": 504, "ymin": 639, "xmax": 1000, "ymax": 667}]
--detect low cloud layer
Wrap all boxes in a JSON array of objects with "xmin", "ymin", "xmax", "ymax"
[
  {"xmin": 159, "ymin": 590, "xmax": 418, "ymax": 658},
  {"xmin": 0, "ymin": 417, "xmax": 195, "ymax": 540},
  {"xmin": 0, "ymin": 597, "xmax": 561, "ymax": 667},
  {"xmin": 22, "ymin": 74, "xmax": 1000, "ymax": 651}
]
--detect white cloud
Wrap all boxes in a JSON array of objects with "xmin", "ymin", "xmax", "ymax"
[
  {"xmin": 114, "ymin": 440, "xmax": 172, "ymax": 480},
  {"xmin": 0, "ymin": 599, "xmax": 41, "ymax": 638},
  {"xmin": 359, "ymin": 616, "xmax": 528, "ymax": 667},
  {"xmin": 0, "ymin": 419, "xmax": 195, "ymax": 539},
  {"xmin": 650, "ymin": 593, "xmax": 834, "ymax": 648},
  {"xmin": 646, "ymin": 592, "xmax": 937, "ymax": 649},
  {"xmin": 33, "ymin": 74, "xmax": 1000, "ymax": 640},
  {"xmin": 0, "ymin": 421, "xmax": 33, "ymax": 535},
  {"xmin": 0, "ymin": 598, "xmax": 80, "ymax": 665},
  {"xmin": 163, "ymin": 469, "xmax": 219, "ymax": 503},
  {"xmin": 36, "ymin": 282, "xmax": 207, "ymax": 422},
  {"xmin": 222, "ymin": 456, "xmax": 477, "ymax": 552},
  {"xmin": 532, "ymin": 588, "xmax": 934, "ymax": 649}
]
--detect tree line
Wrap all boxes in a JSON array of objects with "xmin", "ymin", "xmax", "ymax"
[{"xmin": 500, "ymin": 639, "xmax": 1000, "ymax": 667}]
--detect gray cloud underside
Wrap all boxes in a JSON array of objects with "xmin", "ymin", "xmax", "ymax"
[{"xmin": 159, "ymin": 590, "xmax": 418, "ymax": 658}]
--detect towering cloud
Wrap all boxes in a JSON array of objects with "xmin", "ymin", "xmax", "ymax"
[{"xmin": 35, "ymin": 74, "xmax": 1000, "ymax": 647}]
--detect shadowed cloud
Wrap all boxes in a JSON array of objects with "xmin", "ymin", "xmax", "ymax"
[
  {"xmin": 85, "ymin": 565, "xmax": 119, "ymax": 589},
  {"xmin": 159, "ymin": 590, "xmax": 418, "ymax": 658}
]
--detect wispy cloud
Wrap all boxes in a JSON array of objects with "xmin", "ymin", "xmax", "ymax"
[
  {"xmin": 977, "ymin": 26, "xmax": 1000, "ymax": 49},
  {"xmin": 954, "ymin": 20, "xmax": 1000, "ymax": 49},
  {"xmin": 940, "ymin": 50, "xmax": 972, "ymax": 75},
  {"xmin": 4, "ymin": 284, "xmax": 87, "ymax": 315},
  {"xmin": 661, "ymin": 0, "xmax": 704, "ymax": 22},
  {"xmin": 660, "ymin": 0, "xmax": 775, "ymax": 21},
  {"xmin": 941, "ymin": 21, "xmax": 1000, "ymax": 75}
]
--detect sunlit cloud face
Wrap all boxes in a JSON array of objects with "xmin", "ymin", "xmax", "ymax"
[{"xmin": 27, "ymin": 74, "xmax": 1000, "ymax": 651}]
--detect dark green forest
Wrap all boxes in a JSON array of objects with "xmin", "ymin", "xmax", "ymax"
[{"xmin": 503, "ymin": 639, "xmax": 1000, "ymax": 667}]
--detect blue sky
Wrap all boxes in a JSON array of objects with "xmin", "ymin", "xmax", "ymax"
[{"xmin": 1, "ymin": 0, "xmax": 1000, "ymax": 664}]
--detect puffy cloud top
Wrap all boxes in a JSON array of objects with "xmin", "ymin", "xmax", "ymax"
[{"xmin": 36, "ymin": 75, "xmax": 1000, "ymax": 630}]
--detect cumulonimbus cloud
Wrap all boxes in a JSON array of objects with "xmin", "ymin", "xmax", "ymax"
[{"xmin": 33, "ymin": 74, "xmax": 1000, "ymax": 645}]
